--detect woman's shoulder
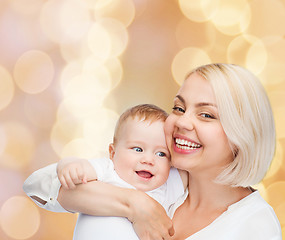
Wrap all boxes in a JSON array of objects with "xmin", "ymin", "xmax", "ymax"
[
  {"xmin": 228, "ymin": 191, "xmax": 275, "ymax": 214},
  {"xmin": 226, "ymin": 190, "xmax": 282, "ymax": 238}
]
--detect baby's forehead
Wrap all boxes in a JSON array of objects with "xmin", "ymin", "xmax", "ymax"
[{"xmin": 126, "ymin": 116, "xmax": 165, "ymax": 126}]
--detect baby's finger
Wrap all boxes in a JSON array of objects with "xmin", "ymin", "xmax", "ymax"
[
  {"xmin": 63, "ymin": 172, "xmax": 77, "ymax": 189},
  {"xmin": 75, "ymin": 167, "xmax": 85, "ymax": 183},
  {"xmin": 69, "ymin": 168, "xmax": 80, "ymax": 184},
  {"xmin": 59, "ymin": 175, "xmax": 69, "ymax": 189}
]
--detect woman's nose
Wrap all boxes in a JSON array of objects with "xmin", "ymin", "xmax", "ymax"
[{"xmin": 175, "ymin": 113, "xmax": 194, "ymax": 131}]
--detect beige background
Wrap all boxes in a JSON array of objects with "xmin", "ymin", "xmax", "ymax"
[{"xmin": 0, "ymin": 0, "xmax": 284, "ymax": 239}]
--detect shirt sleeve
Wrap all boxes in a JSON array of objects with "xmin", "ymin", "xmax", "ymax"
[
  {"xmin": 87, "ymin": 158, "xmax": 113, "ymax": 182},
  {"xmin": 23, "ymin": 163, "xmax": 67, "ymax": 212}
]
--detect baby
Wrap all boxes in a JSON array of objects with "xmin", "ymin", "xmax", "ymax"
[{"xmin": 23, "ymin": 104, "xmax": 187, "ymax": 239}]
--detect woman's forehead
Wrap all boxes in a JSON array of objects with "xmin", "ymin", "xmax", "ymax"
[{"xmin": 177, "ymin": 73, "xmax": 217, "ymax": 105}]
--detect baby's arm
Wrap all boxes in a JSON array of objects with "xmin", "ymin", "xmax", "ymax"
[
  {"xmin": 23, "ymin": 158, "xmax": 98, "ymax": 212},
  {"xmin": 57, "ymin": 158, "xmax": 97, "ymax": 189}
]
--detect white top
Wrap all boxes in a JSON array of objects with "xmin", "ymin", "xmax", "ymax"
[
  {"xmin": 168, "ymin": 189, "xmax": 282, "ymax": 240},
  {"xmin": 23, "ymin": 159, "xmax": 282, "ymax": 240},
  {"xmin": 23, "ymin": 158, "xmax": 185, "ymax": 240}
]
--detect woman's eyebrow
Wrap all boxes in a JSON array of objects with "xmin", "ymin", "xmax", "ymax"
[
  {"xmin": 174, "ymin": 95, "xmax": 185, "ymax": 104},
  {"xmin": 175, "ymin": 95, "xmax": 217, "ymax": 108},
  {"xmin": 195, "ymin": 102, "xmax": 217, "ymax": 108}
]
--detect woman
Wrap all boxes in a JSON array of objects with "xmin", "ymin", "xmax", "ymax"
[{"xmin": 52, "ymin": 64, "xmax": 281, "ymax": 239}]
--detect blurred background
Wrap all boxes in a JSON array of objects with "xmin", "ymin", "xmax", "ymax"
[{"xmin": 0, "ymin": 0, "xmax": 284, "ymax": 239}]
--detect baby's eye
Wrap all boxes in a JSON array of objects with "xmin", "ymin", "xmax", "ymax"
[
  {"xmin": 132, "ymin": 147, "xmax": 143, "ymax": 152},
  {"xmin": 172, "ymin": 106, "xmax": 185, "ymax": 113},
  {"xmin": 156, "ymin": 152, "xmax": 166, "ymax": 157}
]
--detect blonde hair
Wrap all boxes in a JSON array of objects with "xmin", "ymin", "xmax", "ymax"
[
  {"xmin": 188, "ymin": 63, "xmax": 276, "ymax": 187},
  {"xmin": 113, "ymin": 104, "xmax": 168, "ymax": 145}
]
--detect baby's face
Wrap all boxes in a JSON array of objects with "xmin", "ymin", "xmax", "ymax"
[{"xmin": 110, "ymin": 117, "xmax": 171, "ymax": 191}]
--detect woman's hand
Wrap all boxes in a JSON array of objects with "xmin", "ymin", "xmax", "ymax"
[{"xmin": 127, "ymin": 190, "xmax": 174, "ymax": 240}]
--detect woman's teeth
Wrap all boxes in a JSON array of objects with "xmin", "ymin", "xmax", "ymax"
[{"xmin": 175, "ymin": 138, "xmax": 201, "ymax": 150}]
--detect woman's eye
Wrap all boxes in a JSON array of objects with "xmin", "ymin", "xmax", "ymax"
[
  {"xmin": 132, "ymin": 147, "xmax": 143, "ymax": 152},
  {"xmin": 156, "ymin": 152, "xmax": 166, "ymax": 157},
  {"xmin": 172, "ymin": 106, "xmax": 185, "ymax": 113},
  {"xmin": 200, "ymin": 113, "xmax": 214, "ymax": 119}
]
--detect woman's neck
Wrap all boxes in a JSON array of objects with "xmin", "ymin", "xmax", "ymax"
[{"xmin": 186, "ymin": 173, "xmax": 252, "ymax": 212}]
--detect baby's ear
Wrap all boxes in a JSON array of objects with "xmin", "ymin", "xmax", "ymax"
[{"xmin": 109, "ymin": 143, "xmax": 115, "ymax": 160}]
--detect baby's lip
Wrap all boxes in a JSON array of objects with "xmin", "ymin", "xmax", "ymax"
[{"xmin": 136, "ymin": 170, "xmax": 153, "ymax": 179}]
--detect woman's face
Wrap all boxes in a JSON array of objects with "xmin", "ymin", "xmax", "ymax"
[{"xmin": 164, "ymin": 72, "xmax": 233, "ymax": 176}]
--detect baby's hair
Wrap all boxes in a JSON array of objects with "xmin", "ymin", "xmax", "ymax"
[{"xmin": 113, "ymin": 104, "xmax": 168, "ymax": 145}]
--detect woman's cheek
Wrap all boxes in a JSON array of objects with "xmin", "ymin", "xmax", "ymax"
[{"xmin": 164, "ymin": 116, "xmax": 175, "ymax": 146}]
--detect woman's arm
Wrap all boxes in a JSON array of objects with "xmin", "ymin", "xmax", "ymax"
[{"xmin": 58, "ymin": 181, "xmax": 175, "ymax": 240}]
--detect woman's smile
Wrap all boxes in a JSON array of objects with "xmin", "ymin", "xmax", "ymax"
[{"xmin": 173, "ymin": 136, "xmax": 202, "ymax": 154}]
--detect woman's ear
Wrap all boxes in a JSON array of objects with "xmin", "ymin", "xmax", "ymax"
[{"xmin": 109, "ymin": 143, "xmax": 115, "ymax": 160}]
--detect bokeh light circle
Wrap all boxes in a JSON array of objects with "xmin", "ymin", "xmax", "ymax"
[
  {"xmin": 40, "ymin": 0, "xmax": 66, "ymax": 43},
  {"xmin": 87, "ymin": 22, "xmax": 112, "ymax": 60},
  {"xmin": 0, "ymin": 196, "xmax": 40, "ymax": 239},
  {"xmin": 263, "ymin": 140, "xmax": 283, "ymax": 180},
  {"xmin": 40, "ymin": 0, "xmax": 91, "ymax": 43},
  {"xmin": 0, "ymin": 122, "xmax": 35, "ymax": 169},
  {"xmin": 93, "ymin": 0, "xmax": 135, "ymax": 27},
  {"xmin": 171, "ymin": 47, "xmax": 211, "ymax": 85},
  {"xmin": 61, "ymin": 138, "xmax": 97, "ymax": 159},
  {"xmin": 14, "ymin": 50, "xmax": 54, "ymax": 94},
  {"xmin": 104, "ymin": 57, "xmax": 123, "ymax": 89},
  {"xmin": 60, "ymin": 0, "xmax": 91, "ymax": 41},
  {"xmin": 178, "ymin": 0, "xmax": 220, "ymax": 22},
  {"xmin": 97, "ymin": 18, "xmax": 129, "ymax": 58},
  {"xmin": 60, "ymin": 61, "xmax": 82, "ymax": 89},
  {"xmin": 266, "ymin": 181, "xmax": 285, "ymax": 209},
  {"xmin": 259, "ymin": 38, "xmax": 285, "ymax": 85},
  {"xmin": 50, "ymin": 117, "xmax": 82, "ymax": 156},
  {"xmin": 210, "ymin": 0, "xmax": 251, "ymax": 36},
  {"xmin": 246, "ymin": 0, "xmax": 285, "ymax": 38},
  {"xmin": 268, "ymin": 91, "xmax": 285, "ymax": 139},
  {"xmin": 276, "ymin": 203, "xmax": 285, "ymax": 225},
  {"xmin": 83, "ymin": 108, "xmax": 119, "ymax": 154},
  {"xmin": 0, "ymin": 65, "xmax": 14, "ymax": 111},
  {"xmin": 227, "ymin": 35, "xmax": 267, "ymax": 75},
  {"xmin": 60, "ymin": 72, "xmax": 111, "ymax": 117}
]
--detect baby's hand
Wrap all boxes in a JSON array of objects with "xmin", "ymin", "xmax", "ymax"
[{"xmin": 57, "ymin": 158, "xmax": 96, "ymax": 189}]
